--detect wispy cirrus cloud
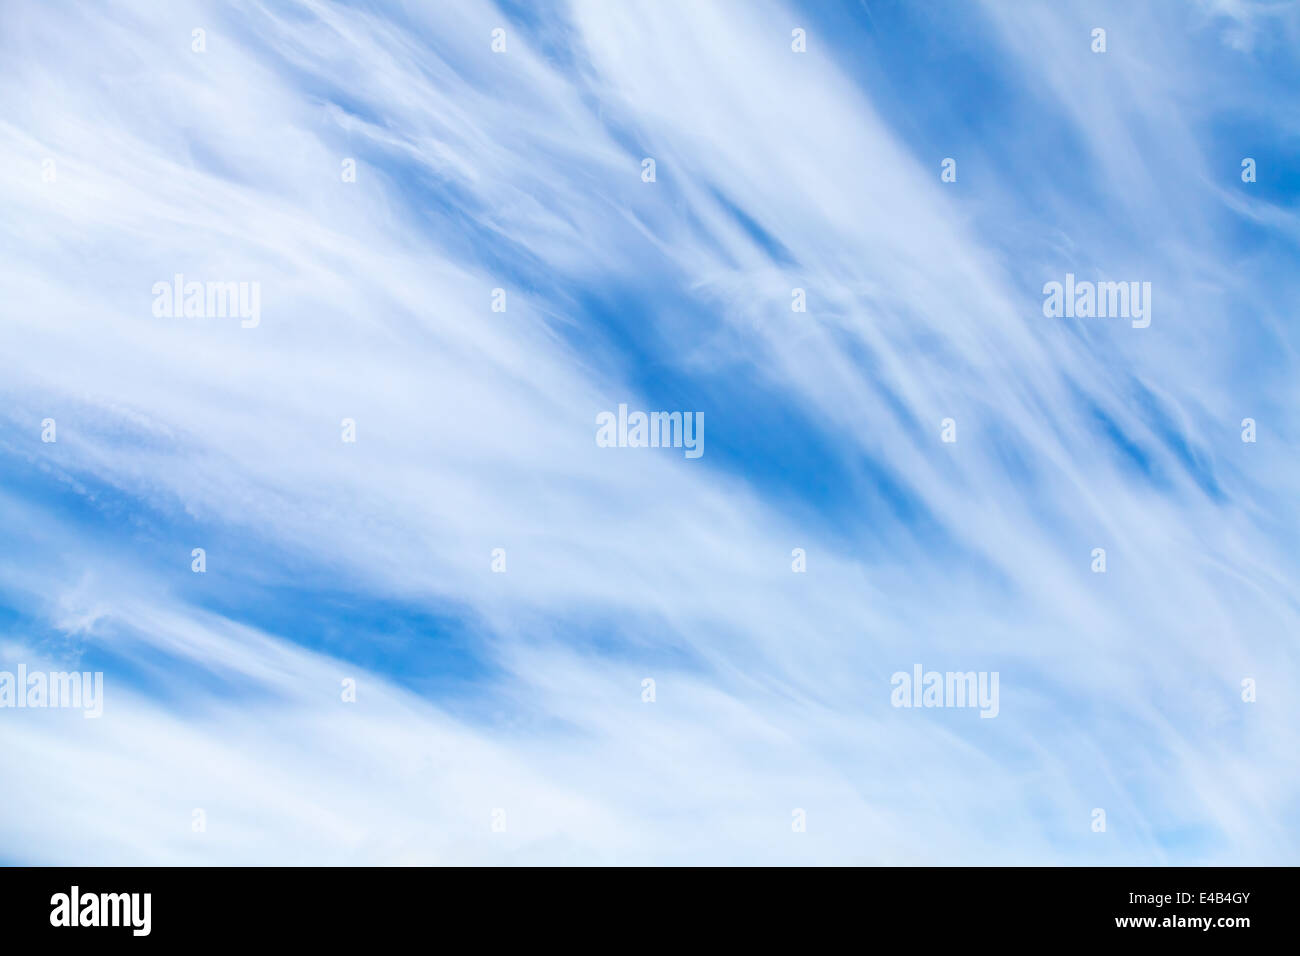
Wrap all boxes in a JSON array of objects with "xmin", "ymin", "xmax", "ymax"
[{"xmin": 0, "ymin": 0, "xmax": 1296, "ymax": 864}]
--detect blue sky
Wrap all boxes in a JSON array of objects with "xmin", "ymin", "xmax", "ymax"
[{"xmin": 0, "ymin": 0, "xmax": 1297, "ymax": 864}]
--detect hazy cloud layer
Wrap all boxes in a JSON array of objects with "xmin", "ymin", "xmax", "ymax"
[{"xmin": 1, "ymin": 0, "xmax": 1296, "ymax": 864}]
